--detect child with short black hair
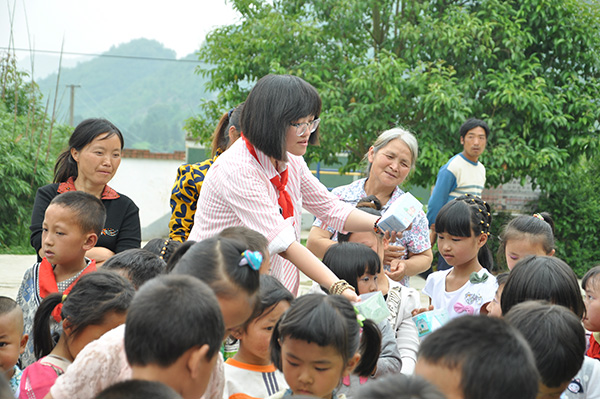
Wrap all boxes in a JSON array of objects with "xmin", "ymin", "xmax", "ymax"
[
  {"xmin": 224, "ymin": 275, "xmax": 293, "ymax": 399},
  {"xmin": 356, "ymin": 374, "xmax": 446, "ymax": 399},
  {"xmin": 0, "ymin": 297, "xmax": 28, "ymax": 395},
  {"xmin": 270, "ymin": 294, "xmax": 382, "ymax": 399},
  {"xmin": 101, "ymin": 248, "xmax": 166, "ymax": 289},
  {"xmin": 17, "ymin": 191, "xmax": 105, "ymax": 368},
  {"xmin": 219, "ymin": 226, "xmax": 270, "ymax": 274},
  {"xmin": 19, "ymin": 271, "xmax": 134, "ymax": 399},
  {"xmin": 505, "ymin": 301, "xmax": 585, "ymax": 399},
  {"xmin": 415, "ymin": 315, "xmax": 538, "ymax": 399},
  {"xmin": 500, "ymin": 256, "xmax": 600, "ymax": 398},
  {"xmin": 125, "ymin": 275, "xmax": 224, "ymax": 399},
  {"xmin": 95, "ymin": 380, "xmax": 183, "ymax": 399},
  {"xmin": 499, "ymin": 212, "xmax": 555, "ymax": 270},
  {"xmin": 582, "ymin": 265, "xmax": 600, "ymax": 360}
]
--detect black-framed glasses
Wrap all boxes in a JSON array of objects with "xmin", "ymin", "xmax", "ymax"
[{"xmin": 290, "ymin": 118, "xmax": 320, "ymax": 136}]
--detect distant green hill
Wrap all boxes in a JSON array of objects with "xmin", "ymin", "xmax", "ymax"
[{"xmin": 36, "ymin": 38, "xmax": 214, "ymax": 152}]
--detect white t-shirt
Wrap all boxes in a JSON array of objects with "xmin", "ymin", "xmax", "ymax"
[
  {"xmin": 422, "ymin": 268, "xmax": 497, "ymax": 319},
  {"xmin": 562, "ymin": 356, "xmax": 600, "ymax": 398}
]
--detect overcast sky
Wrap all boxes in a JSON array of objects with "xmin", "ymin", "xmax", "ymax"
[{"xmin": 1, "ymin": 0, "xmax": 239, "ymax": 60}]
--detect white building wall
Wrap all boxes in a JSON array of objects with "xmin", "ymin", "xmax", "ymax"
[{"xmin": 109, "ymin": 158, "xmax": 184, "ymax": 240}]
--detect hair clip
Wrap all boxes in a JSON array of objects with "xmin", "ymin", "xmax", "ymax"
[
  {"xmin": 354, "ymin": 307, "xmax": 365, "ymax": 327},
  {"xmin": 481, "ymin": 230, "xmax": 485, "ymax": 234},
  {"xmin": 159, "ymin": 239, "xmax": 169, "ymax": 260},
  {"xmin": 533, "ymin": 213, "xmax": 544, "ymax": 221},
  {"xmin": 239, "ymin": 251, "xmax": 262, "ymax": 271},
  {"xmin": 62, "ymin": 294, "xmax": 68, "ymax": 303},
  {"xmin": 227, "ymin": 107, "xmax": 236, "ymax": 119}
]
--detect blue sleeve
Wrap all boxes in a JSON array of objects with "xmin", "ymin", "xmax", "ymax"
[{"xmin": 426, "ymin": 167, "xmax": 457, "ymax": 226}]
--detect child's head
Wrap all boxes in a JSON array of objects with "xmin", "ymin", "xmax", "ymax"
[
  {"xmin": 505, "ymin": 301, "xmax": 585, "ymax": 398},
  {"xmin": 415, "ymin": 315, "xmax": 538, "ymax": 399},
  {"xmin": 582, "ymin": 265, "xmax": 600, "ymax": 332},
  {"xmin": 322, "ymin": 242, "xmax": 381, "ymax": 295},
  {"xmin": 95, "ymin": 380, "xmax": 183, "ymax": 399},
  {"xmin": 210, "ymin": 102, "xmax": 244, "ymax": 157},
  {"xmin": 486, "ymin": 272, "xmax": 509, "ymax": 318},
  {"xmin": 33, "ymin": 270, "xmax": 134, "ymax": 360},
  {"xmin": 500, "ymin": 213, "xmax": 555, "ymax": 270},
  {"xmin": 143, "ymin": 239, "xmax": 182, "ymax": 265},
  {"xmin": 271, "ymin": 294, "xmax": 381, "ymax": 399},
  {"xmin": 171, "ymin": 237, "xmax": 260, "ymax": 336},
  {"xmin": 500, "ymin": 256, "xmax": 585, "ymax": 318},
  {"xmin": 338, "ymin": 196, "xmax": 386, "ymax": 260},
  {"xmin": 356, "ymin": 374, "xmax": 446, "ymax": 399},
  {"xmin": 218, "ymin": 226, "xmax": 270, "ymax": 274},
  {"xmin": 42, "ymin": 191, "xmax": 106, "ymax": 265},
  {"xmin": 102, "ymin": 248, "xmax": 166, "ymax": 289},
  {"xmin": 232, "ymin": 275, "xmax": 293, "ymax": 365},
  {"xmin": 125, "ymin": 275, "xmax": 224, "ymax": 399},
  {"xmin": 0, "ymin": 297, "xmax": 27, "ymax": 379},
  {"xmin": 434, "ymin": 194, "xmax": 493, "ymax": 270}
]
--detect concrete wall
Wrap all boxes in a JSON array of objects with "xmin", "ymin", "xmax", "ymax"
[{"xmin": 109, "ymin": 157, "xmax": 184, "ymax": 240}]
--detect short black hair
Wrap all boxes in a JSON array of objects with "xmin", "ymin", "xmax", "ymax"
[
  {"xmin": 459, "ymin": 118, "xmax": 490, "ymax": 139},
  {"xmin": 241, "ymin": 74, "xmax": 321, "ymax": 162},
  {"xmin": 49, "ymin": 191, "xmax": 106, "ymax": 236},
  {"xmin": 243, "ymin": 275, "xmax": 293, "ymax": 330},
  {"xmin": 95, "ymin": 380, "xmax": 183, "ymax": 399},
  {"xmin": 271, "ymin": 294, "xmax": 381, "ymax": 377},
  {"xmin": 505, "ymin": 301, "xmax": 585, "ymax": 388},
  {"xmin": 0, "ymin": 296, "xmax": 19, "ymax": 316},
  {"xmin": 143, "ymin": 239, "xmax": 182, "ymax": 264},
  {"xmin": 435, "ymin": 194, "xmax": 493, "ymax": 270},
  {"xmin": 418, "ymin": 316, "xmax": 538, "ymax": 399},
  {"xmin": 356, "ymin": 374, "xmax": 446, "ymax": 399},
  {"xmin": 125, "ymin": 275, "xmax": 224, "ymax": 367},
  {"xmin": 495, "ymin": 272, "xmax": 509, "ymax": 287},
  {"xmin": 322, "ymin": 242, "xmax": 381, "ymax": 292},
  {"xmin": 171, "ymin": 237, "xmax": 260, "ymax": 298},
  {"xmin": 582, "ymin": 265, "xmax": 600, "ymax": 291},
  {"xmin": 498, "ymin": 213, "xmax": 555, "ymax": 262},
  {"xmin": 102, "ymin": 248, "xmax": 166, "ymax": 289},
  {"xmin": 33, "ymin": 270, "xmax": 134, "ymax": 358},
  {"xmin": 500, "ymin": 255, "xmax": 585, "ymax": 318}
]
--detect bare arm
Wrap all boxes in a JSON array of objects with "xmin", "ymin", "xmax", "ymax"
[
  {"xmin": 306, "ymin": 226, "xmax": 335, "ymax": 259},
  {"xmin": 280, "ymin": 241, "xmax": 358, "ymax": 302}
]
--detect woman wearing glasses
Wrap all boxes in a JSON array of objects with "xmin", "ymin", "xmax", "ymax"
[{"xmin": 188, "ymin": 74, "xmax": 385, "ymax": 300}]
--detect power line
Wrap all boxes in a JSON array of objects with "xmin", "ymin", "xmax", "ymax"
[{"xmin": 0, "ymin": 47, "xmax": 200, "ymax": 63}]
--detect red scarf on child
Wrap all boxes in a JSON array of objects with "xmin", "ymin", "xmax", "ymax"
[
  {"xmin": 588, "ymin": 332, "xmax": 600, "ymax": 359},
  {"xmin": 241, "ymin": 134, "xmax": 294, "ymax": 219},
  {"xmin": 38, "ymin": 258, "xmax": 97, "ymax": 322}
]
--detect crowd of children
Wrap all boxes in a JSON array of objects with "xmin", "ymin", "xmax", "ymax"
[{"xmin": 2, "ymin": 78, "xmax": 599, "ymax": 398}]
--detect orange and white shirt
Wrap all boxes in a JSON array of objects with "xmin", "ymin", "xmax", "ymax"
[{"xmin": 223, "ymin": 358, "xmax": 288, "ymax": 399}]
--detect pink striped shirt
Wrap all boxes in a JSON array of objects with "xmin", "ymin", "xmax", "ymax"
[{"xmin": 188, "ymin": 139, "xmax": 354, "ymax": 294}]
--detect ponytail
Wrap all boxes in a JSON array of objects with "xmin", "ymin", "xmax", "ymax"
[
  {"xmin": 33, "ymin": 293, "xmax": 64, "ymax": 359},
  {"xmin": 354, "ymin": 318, "xmax": 381, "ymax": 377},
  {"xmin": 33, "ymin": 271, "xmax": 134, "ymax": 359},
  {"xmin": 166, "ymin": 240, "xmax": 196, "ymax": 273},
  {"xmin": 210, "ymin": 103, "xmax": 245, "ymax": 157},
  {"xmin": 53, "ymin": 150, "xmax": 79, "ymax": 183}
]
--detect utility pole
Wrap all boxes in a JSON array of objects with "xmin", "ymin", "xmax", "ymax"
[{"xmin": 67, "ymin": 84, "xmax": 81, "ymax": 126}]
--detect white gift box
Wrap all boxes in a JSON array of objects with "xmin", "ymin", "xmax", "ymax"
[{"xmin": 377, "ymin": 192, "xmax": 423, "ymax": 232}]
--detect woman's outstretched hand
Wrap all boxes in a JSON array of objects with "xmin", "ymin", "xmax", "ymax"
[{"xmin": 411, "ymin": 305, "xmax": 434, "ymax": 317}]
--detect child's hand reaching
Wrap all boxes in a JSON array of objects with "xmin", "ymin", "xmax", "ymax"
[
  {"xmin": 411, "ymin": 305, "xmax": 434, "ymax": 317},
  {"xmin": 383, "ymin": 244, "xmax": 406, "ymax": 266}
]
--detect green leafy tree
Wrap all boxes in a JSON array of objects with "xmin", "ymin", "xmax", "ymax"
[
  {"xmin": 0, "ymin": 54, "xmax": 69, "ymax": 252},
  {"xmin": 189, "ymin": 0, "xmax": 600, "ymax": 191}
]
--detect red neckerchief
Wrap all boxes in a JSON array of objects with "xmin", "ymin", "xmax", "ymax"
[
  {"xmin": 241, "ymin": 134, "xmax": 294, "ymax": 219},
  {"xmin": 587, "ymin": 332, "xmax": 600, "ymax": 359},
  {"xmin": 58, "ymin": 177, "xmax": 120, "ymax": 200},
  {"xmin": 38, "ymin": 258, "xmax": 97, "ymax": 322}
]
